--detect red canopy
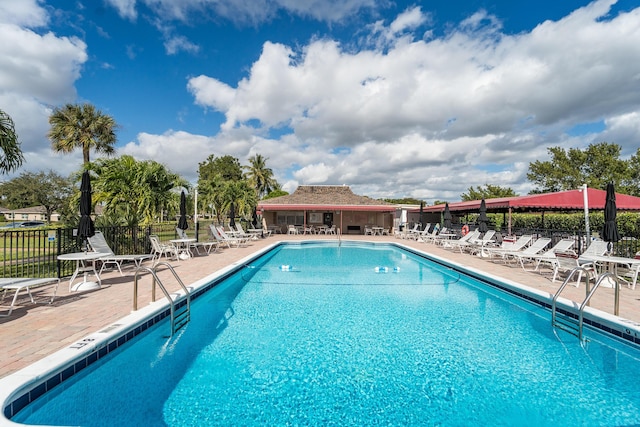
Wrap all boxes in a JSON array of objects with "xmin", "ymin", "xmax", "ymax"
[{"xmin": 420, "ymin": 188, "xmax": 640, "ymax": 213}]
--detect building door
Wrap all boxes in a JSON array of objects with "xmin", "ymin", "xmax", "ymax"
[{"xmin": 323, "ymin": 212, "xmax": 333, "ymax": 226}]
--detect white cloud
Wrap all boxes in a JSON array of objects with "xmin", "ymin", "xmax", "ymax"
[
  {"xmin": 187, "ymin": 76, "xmax": 236, "ymax": 111},
  {"xmin": 109, "ymin": 0, "xmax": 381, "ymax": 25},
  {"xmin": 185, "ymin": 0, "xmax": 640, "ymax": 200},
  {"xmin": 4, "ymin": 0, "xmax": 640, "ymax": 205},
  {"xmin": 0, "ymin": 2, "xmax": 87, "ymax": 169},
  {"xmin": 164, "ymin": 35, "xmax": 199, "ymax": 55},
  {"xmin": 104, "ymin": 0, "xmax": 137, "ymax": 21},
  {"xmin": 0, "ymin": 0, "xmax": 48, "ymax": 27}
]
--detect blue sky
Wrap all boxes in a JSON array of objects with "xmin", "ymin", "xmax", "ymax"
[{"xmin": 2, "ymin": 0, "xmax": 640, "ymax": 202}]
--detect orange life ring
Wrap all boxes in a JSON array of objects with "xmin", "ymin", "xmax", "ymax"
[{"xmin": 461, "ymin": 225, "xmax": 469, "ymax": 236}]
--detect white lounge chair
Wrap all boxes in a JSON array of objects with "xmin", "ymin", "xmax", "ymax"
[
  {"xmin": 441, "ymin": 229, "xmax": 481, "ymax": 252},
  {"xmin": 423, "ymin": 226, "xmax": 447, "ymax": 244},
  {"xmin": 175, "ymin": 228, "xmax": 218, "ymax": 255},
  {"xmin": 464, "ymin": 230, "xmax": 497, "ymax": 254},
  {"xmin": 1, "ymin": 277, "xmax": 60, "ymax": 317},
  {"xmin": 483, "ymin": 235, "xmax": 533, "ymax": 259},
  {"xmin": 211, "ymin": 225, "xmax": 250, "ymax": 248},
  {"xmin": 88, "ymin": 231, "xmax": 151, "ymax": 275},
  {"xmin": 525, "ymin": 238, "xmax": 576, "ymax": 272},
  {"xmin": 504, "ymin": 237, "xmax": 552, "ymax": 268},
  {"xmin": 149, "ymin": 234, "xmax": 178, "ymax": 265},
  {"xmin": 578, "ymin": 240, "xmax": 610, "ymax": 265},
  {"xmin": 401, "ymin": 224, "xmax": 421, "ymax": 239}
]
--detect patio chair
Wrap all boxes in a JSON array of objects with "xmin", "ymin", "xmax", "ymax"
[
  {"xmin": 483, "ymin": 235, "xmax": 533, "ymax": 259},
  {"xmin": 400, "ymin": 224, "xmax": 421, "ymax": 239},
  {"xmin": 552, "ymin": 251, "xmax": 598, "ymax": 286},
  {"xmin": 423, "ymin": 226, "xmax": 448, "ymax": 244},
  {"xmin": 408, "ymin": 224, "xmax": 431, "ymax": 240},
  {"xmin": 464, "ymin": 230, "xmax": 497, "ymax": 254},
  {"xmin": 441, "ymin": 229, "xmax": 481, "ymax": 251},
  {"xmin": 210, "ymin": 225, "xmax": 250, "ymax": 248},
  {"xmin": 176, "ymin": 228, "xmax": 218, "ymax": 255},
  {"xmin": 1, "ymin": 277, "xmax": 60, "ymax": 317},
  {"xmin": 524, "ymin": 238, "xmax": 576, "ymax": 272},
  {"xmin": 149, "ymin": 234, "xmax": 178, "ymax": 265},
  {"xmin": 503, "ymin": 237, "xmax": 552, "ymax": 268},
  {"xmin": 618, "ymin": 253, "xmax": 640, "ymax": 290},
  {"xmin": 578, "ymin": 240, "xmax": 610, "ymax": 265},
  {"xmin": 88, "ymin": 231, "xmax": 151, "ymax": 275}
]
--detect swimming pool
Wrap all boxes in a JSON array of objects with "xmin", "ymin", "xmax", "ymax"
[{"xmin": 3, "ymin": 241, "xmax": 640, "ymax": 425}]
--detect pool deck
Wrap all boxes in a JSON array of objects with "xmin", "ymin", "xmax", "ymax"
[{"xmin": 2, "ymin": 233, "xmax": 640, "ymax": 379}]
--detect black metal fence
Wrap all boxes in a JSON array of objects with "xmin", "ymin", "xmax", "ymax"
[
  {"xmin": 2, "ymin": 222, "xmax": 638, "ymax": 279},
  {"xmin": 1, "ymin": 221, "xmax": 216, "ymax": 279}
]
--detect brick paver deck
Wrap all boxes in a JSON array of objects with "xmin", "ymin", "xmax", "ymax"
[{"xmin": 2, "ymin": 234, "xmax": 639, "ymax": 379}]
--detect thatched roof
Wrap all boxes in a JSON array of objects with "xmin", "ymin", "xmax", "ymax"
[{"xmin": 259, "ymin": 185, "xmax": 396, "ymax": 211}]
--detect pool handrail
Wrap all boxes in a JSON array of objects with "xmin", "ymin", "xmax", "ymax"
[{"xmin": 133, "ymin": 262, "xmax": 191, "ymax": 335}]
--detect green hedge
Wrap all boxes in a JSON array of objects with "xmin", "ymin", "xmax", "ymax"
[{"xmin": 486, "ymin": 212, "xmax": 640, "ymax": 238}]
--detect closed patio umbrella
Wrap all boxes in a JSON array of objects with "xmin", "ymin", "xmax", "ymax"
[
  {"xmin": 602, "ymin": 183, "xmax": 620, "ymax": 252},
  {"xmin": 478, "ymin": 198, "xmax": 488, "ymax": 233},
  {"xmin": 443, "ymin": 203, "xmax": 452, "ymax": 229},
  {"xmin": 252, "ymin": 207, "xmax": 259, "ymax": 228},
  {"xmin": 177, "ymin": 191, "xmax": 188, "ymax": 230},
  {"xmin": 419, "ymin": 201, "xmax": 425, "ymax": 230},
  {"xmin": 229, "ymin": 202, "xmax": 236, "ymax": 228},
  {"xmin": 78, "ymin": 171, "xmax": 95, "ymax": 247}
]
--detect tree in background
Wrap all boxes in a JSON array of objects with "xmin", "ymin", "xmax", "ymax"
[
  {"xmin": 48, "ymin": 103, "xmax": 118, "ymax": 165},
  {"xmin": 220, "ymin": 180, "xmax": 257, "ymax": 224},
  {"xmin": 263, "ymin": 189, "xmax": 288, "ymax": 199},
  {"xmin": 244, "ymin": 154, "xmax": 279, "ymax": 200},
  {"xmin": 91, "ymin": 155, "xmax": 186, "ymax": 226},
  {"xmin": 0, "ymin": 171, "xmax": 73, "ymax": 222},
  {"xmin": 197, "ymin": 154, "xmax": 270, "ymax": 224},
  {"xmin": 383, "ymin": 197, "xmax": 424, "ymax": 205},
  {"xmin": 0, "ymin": 109, "xmax": 24, "ymax": 174},
  {"xmin": 460, "ymin": 184, "xmax": 517, "ymax": 201},
  {"xmin": 527, "ymin": 142, "xmax": 634, "ymax": 194}
]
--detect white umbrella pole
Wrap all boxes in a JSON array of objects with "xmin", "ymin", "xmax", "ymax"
[
  {"xmin": 582, "ymin": 184, "xmax": 590, "ymax": 241},
  {"xmin": 194, "ymin": 188, "xmax": 198, "ymax": 225}
]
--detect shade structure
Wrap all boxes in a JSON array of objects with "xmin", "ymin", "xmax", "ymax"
[
  {"xmin": 477, "ymin": 198, "xmax": 488, "ymax": 233},
  {"xmin": 602, "ymin": 183, "xmax": 620, "ymax": 247},
  {"xmin": 229, "ymin": 202, "xmax": 236, "ymax": 228},
  {"xmin": 177, "ymin": 191, "xmax": 188, "ymax": 230},
  {"xmin": 443, "ymin": 203, "xmax": 452, "ymax": 229},
  {"xmin": 77, "ymin": 171, "xmax": 95, "ymax": 243}
]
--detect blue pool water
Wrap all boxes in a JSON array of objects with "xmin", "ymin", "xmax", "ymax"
[{"xmin": 11, "ymin": 242, "xmax": 640, "ymax": 426}]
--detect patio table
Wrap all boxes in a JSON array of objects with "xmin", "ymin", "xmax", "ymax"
[
  {"xmin": 170, "ymin": 238, "xmax": 196, "ymax": 260},
  {"xmin": 57, "ymin": 252, "xmax": 104, "ymax": 292}
]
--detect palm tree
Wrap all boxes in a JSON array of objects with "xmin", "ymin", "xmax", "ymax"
[
  {"xmin": 92, "ymin": 155, "xmax": 186, "ymax": 226},
  {"xmin": 244, "ymin": 154, "xmax": 279, "ymax": 199},
  {"xmin": 220, "ymin": 180, "xmax": 257, "ymax": 225},
  {"xmin": 0, "ymin": 109, "xmax": 24, "ymax": 174},
  {"xmin": 48, "ymin": 103, "xmax": 118, "ymax": 165}
]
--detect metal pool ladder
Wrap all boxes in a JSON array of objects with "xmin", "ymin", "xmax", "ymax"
[
  {"xmin": 551, "ymin": 269, "xmax": 619, "ymax": 341},
  {"xmin": 133, "ymin": 262, "xmax": 191, "ymax": 336}
]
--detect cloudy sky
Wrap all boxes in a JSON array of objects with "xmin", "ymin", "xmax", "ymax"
[{"xmin": 1, "ymin": 0, "xmax": 639, "ymax": 203}]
